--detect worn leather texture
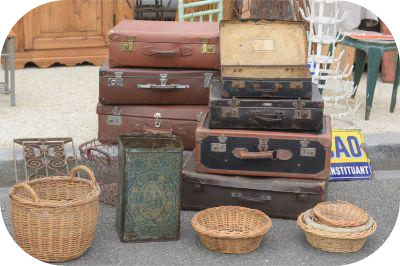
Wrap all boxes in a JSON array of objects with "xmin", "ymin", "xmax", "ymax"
[
  {"xmin": 99, "ymin": 61, "xmax": 219, "ymax": 105},
  {"xmin": 195, "ymin": 113, "xmax": 332, "ymax": 179},
  {"xmin": 182, "ymin": 153, "xmax": 327, "ymax": 219},
  {"xmin": 109, "ymin": 20, "xmax": 220, "ymax": 69},
  {"xmin": 97, "ymin": 103, "xmax": 207, "ymax": 149},
  {"xmin": 210, "ymin": 81, "xmax": 323, "ymax": 130}
]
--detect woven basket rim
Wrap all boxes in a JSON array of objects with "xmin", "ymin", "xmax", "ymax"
[
  {"xmin": 297, "ymin": 212, "xmax": 377, "ymax": 240},
  {"xmin": 9, "ymin": 176, "xmax": 100, "ymax": 208},
  {"xmin": 313, "ymin": 201, "xmax": 369, "ymax": 227},
  {"xmin": 191, "ymin": 206, "xmax": 272, "ymax": 239}
]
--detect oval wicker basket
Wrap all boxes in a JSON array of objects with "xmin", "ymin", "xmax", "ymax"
[
  {"xmin": 297, "ymin": 211, "xmax": 377, "ymax": 253},
  {"xmin": 313, "ymin": 201, "xmax": 369, "ymax": 227},
  {"xmin": 191, "ymin": 206, "xmax": 272, "ymax": 254},
  {"xmin": 9, "ymin": 165, "xmax": 100, "ymax": 262}
]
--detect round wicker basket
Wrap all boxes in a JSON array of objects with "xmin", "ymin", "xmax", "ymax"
[
  {"xmin": 297, "ymin": 212, "xmax": 377, "ymax": 253},
  {"xmin": 313, "ymin": 201, "xmax": 369, "ymax": 227},
  {"xmin": 191, "ymin": 206, "xmax": 272, "ymax": 254},
  {"xmin": 9, "ymin": 165, "xmax": 100, "ymax": 262}
]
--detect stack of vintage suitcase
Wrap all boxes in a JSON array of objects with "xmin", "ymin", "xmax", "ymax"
[
  {"xmin": 182, "ymin": 20, "xmax": 332, "ymax": 219},
  {"xmin": 97, "ymin": 20, "xmax": 220, "ymax": 149}
]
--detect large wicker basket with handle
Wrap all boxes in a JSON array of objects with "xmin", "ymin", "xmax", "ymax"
[
  {"xmin": 9, "ymin": 165, "xmax": 100, "ymax": 262},
  {"xmin": 191, "ymin": 206, "xmax": 272, "ymax": 254}
]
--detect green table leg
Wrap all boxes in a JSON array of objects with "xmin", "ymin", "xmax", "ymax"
[
  {"xmin": 390, "ymin": 56, "xmax": 400, "ymax": 112},
  {"xmin": 352, "ymin": 49, "xmax": 367, "ymax": 98},
  {"xmin": 365, "ymin": 48, "xmax": 383, "ymax": 120}
]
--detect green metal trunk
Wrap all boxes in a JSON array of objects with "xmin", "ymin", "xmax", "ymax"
[{"xmin": 116, "ymin": 133, "xmax": 183, "ymax": 242}]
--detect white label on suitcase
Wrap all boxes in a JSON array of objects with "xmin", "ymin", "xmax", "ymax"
[{"xmin": 252, "ymin": 39, "xmax": 275, "ymax": 52}]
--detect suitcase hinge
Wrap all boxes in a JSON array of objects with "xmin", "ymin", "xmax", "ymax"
[
  {"xmin": 293, "ymin": 99, "xmax": 312, "ymax": 120},
  {"xmin": 300, "ymin": 139, "xmax": 316, "ymax": 157},
  {"xmin": 222, "ymin": 97, "xmax": 240, "ymax": 118},
  {"xmin": 108, "ymin": 72, "xmax": 124, "ymax": 87},
  {"xmin": 154, "ymin": 112, "xmax": 162, "ymax": 128},
  {"xmin": 120, "ymin": 36, "xmax": 135, "ymax": 52},
  {"xmin": 200, "ymin": 38, "xmax": 216, "ymax": 54},
  {"xmin": 203, "ymin": 73, "xmax": 213, "ymax": 88},
  {"xmin": 211, "ymin": 135, "xmax": 227, "ymax": 153}
]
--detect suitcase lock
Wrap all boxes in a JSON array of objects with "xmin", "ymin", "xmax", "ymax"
[
  {"xmin": 200, "ymin": 38, "xmax": 216, "ymax": 54},
  {"xmin": 193, "ymin": 180, "xmax": 207, "ymax": 192},
  {"xmin": 222, "ymin": 97, "xmax": 240, "ymax": 118},
  {"xmin": 211, "ymin": 135, "xmax": 227, "ymax": 153},
  {"xmin": 154, "ymin": 112, "xmax": 162, "ymax": 128},
  {"xmin": 293, "ymin": 99, "xmax": 312, "ymax": 120},
  {"xmin": 106, "ymin": 107, "xmax": 122, "ymax": 126},
  {"xmin": 293, "ymin": 191, "xmax": 309, "ymax": 202},
  {"xmin": 108, "ymin": 72, "xmax": 124, "ymax": 87},
  {"xmin": 120, "ymin": 36, "xmax": 135, "ymax": 52},
  {"xmin": 300, "ymin": 140, "xmax": 316, "ymax": 157}
]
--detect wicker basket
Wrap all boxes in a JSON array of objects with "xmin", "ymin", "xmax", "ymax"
[
  {"xmin": 9, "ymin": 165, "xmax": 100, "ymax": 262},
  {"xmin": 191, "ymin": 206, "xmax": 272, "ymax": 254},
  {"xmin": 297, "ymin": 211, "xmax": 377, "ymax": 253},
  {"xmin": 79, "ymin": 139, "xmax": 118, "ymax": 205},
  {"xmin": 313, "ymin": 201, "xmax": 370, "ymax": 227}
]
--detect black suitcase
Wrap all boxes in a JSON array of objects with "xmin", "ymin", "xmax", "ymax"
[
  {"xmin": 209, "ymin": 81, "xmax": 324, "ymax": 131},
  {"xmin": 196, "ymin": 113, "xmax": 332, "ymax": 180},
  {"xmin": 182, "ymin": 153, "xmax": 328, "ymax": 219},
  {"xmin": 220, "ymin": 20, "xmax": 312, "ymax": 99}
]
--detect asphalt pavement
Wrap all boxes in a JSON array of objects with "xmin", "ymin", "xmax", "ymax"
[{"xmin": 0, "ymin": 170, "xmax": 399, "ymax": 266}]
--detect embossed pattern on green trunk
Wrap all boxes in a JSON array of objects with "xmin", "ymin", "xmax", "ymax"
[
  {"xmin": 123, "ymin": 151, "xmax": 181, "ymax": 241},
  {"xmin": 116, "ymin": 134, "xmax": 183, "ymax": 242}
]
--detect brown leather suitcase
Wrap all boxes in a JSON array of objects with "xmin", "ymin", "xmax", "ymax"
[
  {"xmin": 97, "ymin": 103, "xmax": 207, "ymax": 149},
  {"xmin": 182, "ymin": 153, "xmax": 328, "ymax": 219},
  {"xmin": 195, "ymin": 113, "xmax": 332, "ymax": 179},
  {"xmin": 108, "ymin": 20, "xmax": 219, "ymax": 69},
  {"xmin": 99, "ymin": 61, "xmax": 219, "ymax": 105}
]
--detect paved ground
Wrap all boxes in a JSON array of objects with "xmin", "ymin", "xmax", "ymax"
[
  {"xmin": 1, "ymin": 170, "xmax": 399, "ymax": 265},
  {"xmin": 0, "ymin": 66, "xmax": 399, "ymax": 150}
]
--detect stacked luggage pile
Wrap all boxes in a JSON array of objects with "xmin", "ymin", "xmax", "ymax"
[
  {"xmin": 182, "ymin": 20, "xmax": 333, "ymax": 219},
  {"xmin": 97, "ymin": 20, "xmax": 220, "ymax": 150},
  {"xmin": 99, "ymin": 19, "xmax": 332, "ymax": 219}
]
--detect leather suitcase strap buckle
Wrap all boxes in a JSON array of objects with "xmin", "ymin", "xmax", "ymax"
[
  {"xmin": 232, "ymin": 148, "xmax": 293, "ymax": 160},
  {"xmin": 143, "ymin": 46, "xmax": 193, "ymax": 57}
]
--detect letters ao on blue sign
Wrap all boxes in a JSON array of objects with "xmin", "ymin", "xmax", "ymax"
[{"xmin": 331, "ymin": 136, "xmax": 363, "ymax": 159}]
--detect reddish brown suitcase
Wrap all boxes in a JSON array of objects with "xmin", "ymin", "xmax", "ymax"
[
  {"xmin": 182, "ymin": 153, "xmax": 328, "ymax": 219},
  {"xmin": 99, "ymin": 61, "xmax": 219, "ymax": 105},
  {"xmin": 195, "ymin": 113, "xmax": 332, "ymax": 179},
  {"xmin": 97, "ymin": 103, "xmax": 207, "ymax": 149},
  {"xmin": 108, "ymin": 20, "xmax": 219, "ymax": 69}
]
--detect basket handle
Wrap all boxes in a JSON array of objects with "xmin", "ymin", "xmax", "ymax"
[
  {"xmin": 10, "ymin": 183, "xmax": 38, "ymax": 203},
  {"xmin": 86, "ymin": 147, "xmax": 112, "ymax": 166},
  {"xmin": 69, "ymin": 165, "xmax": 97, "ymax": 186}
]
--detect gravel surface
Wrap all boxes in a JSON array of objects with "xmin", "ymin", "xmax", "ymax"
[
  {"xmin": 1, "ymin": 171, "xmax": 399, "ymax": 265},
  {"xmin": 0, "ymin": 66, "xmax": 399, "ymax": 149}
]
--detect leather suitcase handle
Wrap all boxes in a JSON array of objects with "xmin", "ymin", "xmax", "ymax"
[
  {"xmin": 254, "ymin": 83, "xmax": 283, "ymax": 93},
  {"xmin": 143, "ymin": 126, "xmax": 173, "ymax": 135},
  {"xmin": 253, "ymin": 112, "xmax": 286, "ymax": 122},
  {"xmin": 232, "ymin": 148, "xmax": 293, "ymax": 160},
  {"xmin": 137, "ymin": 83, "xmax": 190, "ymax": 90},
  {"xmin": 143, "ymin": 46, "xmax": 193, "ymax": 57},
  {"xmin": 231, "ymin": 192, "xmax": 271, "ymax": 203}
]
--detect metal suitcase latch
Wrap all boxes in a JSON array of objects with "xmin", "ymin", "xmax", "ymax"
[
  {"xmin": 108, "ymin": 72, "xmax": 124, "ymax": 87},
  {"xmin": 106, "ymin": 107, "xmax": 122, "ymax": 126},
  {"xmin": 300, "ymin": 140, "xmax": 316, "ymax": 157},
  {"xmin": 203, "ymin": 73, "xmax": 213, "ymax": 88},
  {"xmin": 211, "ymin": 135, "xmax": 227, "ymax": 153},
  {"xmin": 195, "ymin": 112, "xmax": 203, "ymax": 122},
  {"xmin": 293, "ymin": 99, "xmax": 312, "ymax": 120},
  {"xmin": 200, "ymin": 38, "xmax": 216, "ymax": 54},
  {"xmin": 193, "ymin": 180, "xmax": 207, "ymax": 193},
  {"xmin": 120, "ymin": 36, "xmax": 135, "ymax": 52},
  {"xmin": 293, "ymin": 192, "xmax": 309, "ymax": 202},
  {"xmin": 222, "ymin": 97, "xmax": 240, "ymax": 118},
  {"xmin": 154, "ymin": 112, "xmax": 162, "ymax": 128}
]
